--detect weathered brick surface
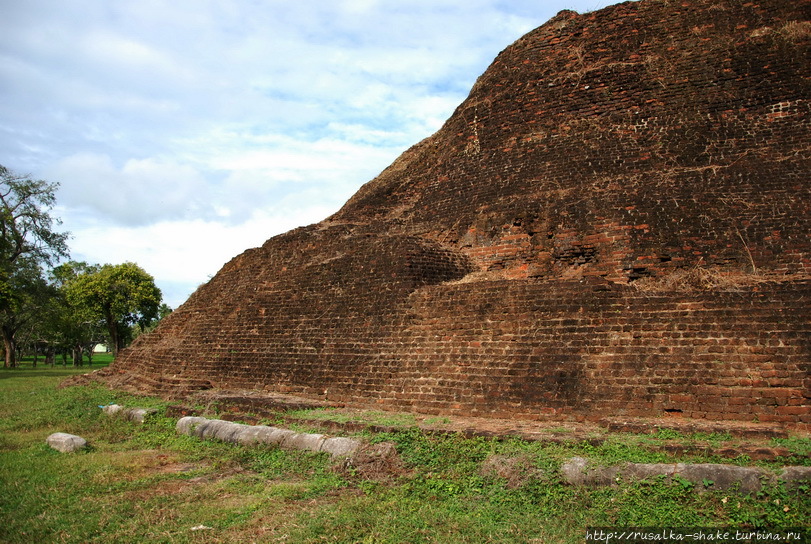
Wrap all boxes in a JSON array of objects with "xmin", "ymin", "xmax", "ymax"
[{"xmin": 108, "ymin": 0, "xmax": 811, "ymax": 430}]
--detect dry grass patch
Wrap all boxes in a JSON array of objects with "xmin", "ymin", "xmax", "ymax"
[
  {"xmin": 779, "ymin": 20, "xmax": 811, "ymax": 41},
  {"xmin": 88, "ymin": 449, "xmax": 209, "ymax": 483},
  {"xmin": 630, "ymin": 267, "xmax": 809, "ymax": 293},
  {"xmin": 480, "ymin": 453, "xmax": 546, "ymax": 489},
  {"xmin": 88, "ymin": 466, "xmax": 345, "ymax": 544},
  {"xmin": 337, "ymin": 441, "xmax": 408, "ymax": 483}
]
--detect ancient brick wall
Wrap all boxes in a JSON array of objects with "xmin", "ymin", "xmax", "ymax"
[
  {"xmin": 340, "ymin": 0, "xmax": 811, "ymax": 283},
  {"xmin": 108, "ymin": 0, "xmax": 811, "ymax": 430}
]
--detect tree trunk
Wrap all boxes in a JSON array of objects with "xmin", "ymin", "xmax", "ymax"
[
  {"xmin": 72, "ymin": 344, "xmax": 83, "ymax": 367},
  {"xmin": 105, "ymin": 308, "xmax": 121, "ymax": 358},
  {"xmin": 2, "ymin": 326, "xmax": 16, "ymax": 368}
]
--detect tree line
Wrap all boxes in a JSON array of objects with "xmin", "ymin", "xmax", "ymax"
[{"xmin": 0, "ymin": 165, "xmax": 169, "ymax": 368}]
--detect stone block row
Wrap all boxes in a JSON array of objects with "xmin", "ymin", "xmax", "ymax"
[{"xmin": 175, "ymin": 417, "xmax": 360, "ymax": 458}]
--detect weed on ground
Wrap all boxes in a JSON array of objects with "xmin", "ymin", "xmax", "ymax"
[{"xmin": 0, "ymin": 365, "xmax": 808, "ymax": 543}]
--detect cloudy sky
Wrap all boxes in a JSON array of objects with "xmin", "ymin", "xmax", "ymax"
[{"xmin": 1, "ymin": 0, "xmax": 619, "ymax": 308}]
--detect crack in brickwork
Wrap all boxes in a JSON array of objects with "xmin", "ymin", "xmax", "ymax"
[{"xmin": 102, "ymin": 0, "xmax": 811, "ymax": 430}]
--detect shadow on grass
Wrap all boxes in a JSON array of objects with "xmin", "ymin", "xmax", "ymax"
[{"xmin": 0, "ymin": 364, "xmax": 110, "ymax": 380}]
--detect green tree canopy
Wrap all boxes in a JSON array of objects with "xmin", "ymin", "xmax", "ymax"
[
  {"xmin": 0, "ymin": 165, "xmax": 69, "ymax": 271},
  {"xmin": 0, "ymin": 256, "xmax": 56, "ymax": 367},
  {"xmin": 0, "ymin": 166, "xmax": 69, "ymax": 367},
  {"xmin": 46, "ymin": 261, "xmax": 106, "ymax": 366},
  {"xmin": 65, "ymin": 262, "xmax": 162, "ymax": 356}
]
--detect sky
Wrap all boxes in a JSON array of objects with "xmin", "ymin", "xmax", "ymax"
[{"xmin": 1, "ymin": 0, "xmax": 620, "ymax": 309}]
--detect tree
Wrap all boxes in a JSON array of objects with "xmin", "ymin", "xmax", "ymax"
[
  {"xmin": 47, "ymin": 261, "xmax": 105, "ymax": 366},
  {"xmin": 0, "ymin": 257, "xmax": 56, "ymax": 367},
  {"xmin": 0, "ymin": 166, "xmax": 69, "ymax": 367},
  {"xmin": 65, "ymin": 262, "xmax": 162, "ymax": 356}
]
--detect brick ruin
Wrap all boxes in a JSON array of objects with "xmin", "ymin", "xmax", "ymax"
[{"xmin": 105, "ymin": 0, "xmax": 811, "ymax": 430}]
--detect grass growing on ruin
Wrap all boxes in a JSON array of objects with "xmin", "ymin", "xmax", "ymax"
[
  {"xmin": 1, "ymin": 366, "xmax": 809, "ymax": 544},
  {"xmin": 286, "ymin": 406, "xmax": 420, "ymax": 427}
]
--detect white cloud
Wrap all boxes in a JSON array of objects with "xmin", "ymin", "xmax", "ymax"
[
  {"xmin": 78, "ymin": 31, "xmax": 173, "ymax": 72},
  {"xmin": 1, "ymin": 0, "xmax": 623, "ymax": 307},
  {"xmin": 62, "ymin": 207, "xmax": 335, "ymax": 308},
  {"xmin": 47, "ymin": 153, "xmax": 210, "ymax": 226}
]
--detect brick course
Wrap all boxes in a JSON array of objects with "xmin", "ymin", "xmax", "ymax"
[{"xmin": 108, "ymin": 0, "xmax": 811, "ymax": 430}]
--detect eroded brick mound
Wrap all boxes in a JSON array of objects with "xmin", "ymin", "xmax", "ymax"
[{"xmin": 106, "ymin": 0, "xmax": 811, "ymax": 429}]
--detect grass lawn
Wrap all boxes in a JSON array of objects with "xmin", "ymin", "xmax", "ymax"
[
  {"xmin": 11, "ymin": 351, "xmax": 115, "ymax": 370},
  {"xmin": 0, "ymin": 365, "xmax": 808, "ymax": 543}
]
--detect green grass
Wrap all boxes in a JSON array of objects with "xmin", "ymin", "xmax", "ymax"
[
  {"xmin": 0, "ymin": 365, "xmax": 809, "ymax": 543},
  {"xmin": 286, "ymin": 406, "xmax": 420, "ymax": 427},
  {"xmin": 0, "ymin": 365, "xmax": 347, "ymax": 543}
]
